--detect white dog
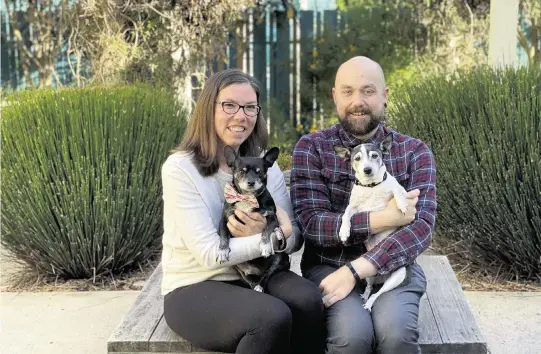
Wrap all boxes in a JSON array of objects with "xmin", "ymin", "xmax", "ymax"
[{"xmin": 334, "ymin": 133, "xmax": 410, "ymax": 311}]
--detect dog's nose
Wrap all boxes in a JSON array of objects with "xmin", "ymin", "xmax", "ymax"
[
  {"xmin": 247, "ymin": 181, "xmax": 255, "ymax": 187},
  {"xmin": 363, "ymin": 167, "xmax": 372, "ymax": 175}
]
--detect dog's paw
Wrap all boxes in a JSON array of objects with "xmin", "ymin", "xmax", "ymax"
[
  {"xmin": 216, "ymin": 248, "xmax": 230, "ymax": 264},
  {"xmin": 396, "ymin": 197, "xmax": 409, "ymax": 214},
  {"xmin": 361, "ymin": 291, "xmax": 371, "ymax": 303},
  {"xmin": 362, "ymin": 295, "xmax": 376, "ymax": 312},
  {"xmin": 273, "ymin": 227, "xmax": 284, "ymax": 240},
  {"xmin": 254, "ymin": 285, "xmax": 264, "ymax": 292},
  {"xmin": 363, "ymin": 301, "xmax": 374, "ymax": 312},
  {"xmin": 260, "ymin": 241, "xmax": 274, "ymax": 258},
  {"xmin": 339, "ymin": 223, "xmax": 350, "ymax": 243}
]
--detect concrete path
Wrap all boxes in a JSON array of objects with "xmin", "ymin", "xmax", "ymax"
[
  {"xmin": 465, "ymin": 291, "xmax": 541, "ymax": 354},
  {"xmin": 1, "ymin": 291, "xmax": 139, "ymax": 354}
]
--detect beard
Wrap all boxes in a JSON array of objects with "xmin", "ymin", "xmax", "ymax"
[{"xmin": 339, "ymin": 105, "xmax": 386, "ymax": 136}]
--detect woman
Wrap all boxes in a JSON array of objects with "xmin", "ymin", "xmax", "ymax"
[{"xmin": 161, "ymin": 69, "xmax": 325, "ymax": 354}]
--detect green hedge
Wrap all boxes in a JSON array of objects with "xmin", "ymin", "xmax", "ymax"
[
  {"xmin": 390, "ymin": 66, "xmax": 541, "ymax": 280},
  {"xmin": 1, "ymin": 85, "xmax": 186, "ymax": 279}
]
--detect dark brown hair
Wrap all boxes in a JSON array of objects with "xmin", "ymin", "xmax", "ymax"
[{"xmin": 174, "ymin": 69, "xmax": 268, "ymax": 176}]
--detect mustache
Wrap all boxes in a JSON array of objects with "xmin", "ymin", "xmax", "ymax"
[{"xmin": 347, "ymin": 107, "xmax": 371, "ymax": 115}]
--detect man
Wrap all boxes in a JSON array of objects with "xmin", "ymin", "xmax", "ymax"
[{"xmin": 290, "ymin": 56, "xmax": 437, "ymax": 354}]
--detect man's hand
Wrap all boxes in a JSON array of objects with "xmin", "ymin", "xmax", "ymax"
[
  {"xmin": 370, "ymin": 189, "xmax": 420, "ymax": 233},
  {"xmin": 386, "ymin": 189, "xmax": 419, "ymax": 226},
  {"xmin": 227, "ymin": 210, "xmax": 267, "ymax": 237},
  {"xmin": 320, "ymin": 258, "xmax": 378, "ymax": 307},
  {"xmin": 320, "ymin": 266, "xmax": 356, "ymax": 308}
]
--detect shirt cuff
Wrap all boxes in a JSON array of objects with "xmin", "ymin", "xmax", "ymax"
[
  {"xmin": 361, "ymin": 252, "xmax": 386, "ymax": 274},
  {"xmin": 362, "ymin": 247, "xmax": 408, "ymax": 275},
  {"xmin": 350, "ymin": 211, "xmax": 371, "ymax": 243}
]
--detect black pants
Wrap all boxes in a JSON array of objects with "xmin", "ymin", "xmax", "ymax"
[{"xmin": 164, "ymin": 270, "xmax": 326, "ymax": 354}]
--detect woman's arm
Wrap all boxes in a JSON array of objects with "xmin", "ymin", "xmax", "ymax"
[
  {"xmin": 267, "ymin": 163, "xmax": 303, "ymax": 254},
  {"xmin": 276, "ymin": 206, "xmax": 292, "ymax": 238},
  {"xmin": 161, "ymin": 158, "xmax": 263, "ymax": 269}
]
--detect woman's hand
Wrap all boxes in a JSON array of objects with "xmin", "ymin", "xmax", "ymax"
[
  {"xmin": 227, "ymin": 205, "xmax": 292, "ymax": 239},
  {"xmin": 227, "ymin": 210, "xmax": 267, "ymax": 237},
  {"xmin": 275, "ymin": 206, "xmax": 292, "ymax": 239}
]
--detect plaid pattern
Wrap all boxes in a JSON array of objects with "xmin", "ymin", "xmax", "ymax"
[{"xmin": 290, "ymin": 123, "xmax": 437, "ymax": 275}]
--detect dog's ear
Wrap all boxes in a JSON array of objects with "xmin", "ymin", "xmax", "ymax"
[
  {"xmin": 333, "ymin": 145, "xmax": 351, "ymax": 160},
  {"xmin": 224, "ymin": 145, "xmax": 238, "ymax": 167},
  {"xmin": 379, "ymin": 133, "xmax": 393, "ymax": 154},
  {"xmin": 263, "ymin": 147, "xmax": 280, "ymax": 168}
]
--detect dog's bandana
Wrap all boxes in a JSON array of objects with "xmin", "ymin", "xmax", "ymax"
[{"xmin": 224, "ymin": 183, "xmax": 259, "ymax": 211}]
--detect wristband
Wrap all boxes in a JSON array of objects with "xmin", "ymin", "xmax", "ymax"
[{"xmin": 345, "ymin": 262, "xmax": 361, "ymax": 283}]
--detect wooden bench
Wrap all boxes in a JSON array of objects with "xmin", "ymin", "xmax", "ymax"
[{"xmin": 107, "ymin": 254, "xmax": 488, "ymax": 354}]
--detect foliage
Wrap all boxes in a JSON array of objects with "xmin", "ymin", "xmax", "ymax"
[
  {"xmin": 1, "ymin": 0, "xmax": 71, "ymax": 88},
  {"xmin": 68, "ymin": 0, "xmax": 258, "ymax": 92},
  {"xmin": 265, "ymin": 97, "xmax": 299, "ymax": 153},
  {"xmin": 519, "ymin": 0, "xmax": 541, "ymax": 68},
  {"xmin": 1, "ymin": 85, "xmax": 187, "ymax": 279},
  {"xmin": 337, "ymin": 0, "xmax": 490, "ymax": 83},
  {"xmin": 390, "ymin": 66, "xmax": 541, "ymax": 280},
  {"xmin": 276, "ymin": 153, "xmax": 293, "ymax": 172}
]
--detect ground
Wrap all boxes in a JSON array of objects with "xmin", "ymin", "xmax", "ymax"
[{"xmin": 0, "ymin": 246, "xmax": 159, "ymax": 292}]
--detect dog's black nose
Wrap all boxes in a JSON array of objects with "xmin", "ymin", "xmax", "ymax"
[
  {"xmin": 363, "ymin": 167, "xmax": 372, "ymax": 175},
  {"xmin": 247, "ymin": 181, "xmax": 255, "ymax": 187}
]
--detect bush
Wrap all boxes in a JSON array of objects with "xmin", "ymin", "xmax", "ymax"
[
  {"xmin": 1, "ymin": 85, "xmax": 187, "ymax": 279},
  {"xmin": 390, "ymin": 66, "xmax": 541, "ymax": 281}
]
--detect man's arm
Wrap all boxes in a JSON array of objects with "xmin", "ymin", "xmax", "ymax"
[
  {"xmin": 290, "ymin": 136, "xmax": 371, "ymax": 247},
  {"xmin": 321, "ymin": 143, "xmax": 435, "ymax": 308},
  {"xmin": 359, "ymin": 142, "xmax": 437, "ymax": 275}
]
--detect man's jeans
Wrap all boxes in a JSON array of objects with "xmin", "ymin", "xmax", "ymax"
[{"xmin": 304, "ymin": 262, "xmax": 426, "ymax": 354}]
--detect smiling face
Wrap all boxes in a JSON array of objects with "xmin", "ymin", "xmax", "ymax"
[
  {"xmin": 215, "ymin": 83, "xmax": 259, "ymax": 152},
  {"xmin": 332, "ymin": 57, "xmax": 389, "ymax": 136}
]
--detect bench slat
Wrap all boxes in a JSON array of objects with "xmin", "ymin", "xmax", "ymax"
[
  {"xmin": 419, "ymin": 294, "xmax": 446, "ymax": 353},
  {"xmin": 148, "ymin": 317, "xmax": 194, "ymax": 353},
  {"xmin": 418, "ymin": 256, "xmax": 488, "ymax": 353},
  {"xmin": 150, "ymin": 316, "xmax": 225, "ymax": 353},
  {"xmin": 108, "ymin": 265, "xmax": 164, "ymax": 353}
]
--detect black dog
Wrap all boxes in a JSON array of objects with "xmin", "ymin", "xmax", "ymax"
[{"xmin": 217, "ymin": 145, "xmax": 290, "ymax": 292}]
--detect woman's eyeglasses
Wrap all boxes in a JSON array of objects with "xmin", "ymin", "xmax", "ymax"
[{"xmin": 216, "ymin": 101, "xmax": 261, "ymax": 117}]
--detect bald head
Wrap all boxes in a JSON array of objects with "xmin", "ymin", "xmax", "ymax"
[
  {"xmin": 334, "ymin": 56, "xmax": 386, "ymax": 91},
  {"xmin": 332, "ymin": 56, "xmax": 389, "ymax": 137}
]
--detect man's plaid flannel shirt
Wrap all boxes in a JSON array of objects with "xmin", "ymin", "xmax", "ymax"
[{"xmin": 290, "ymin": 123, "xmax": 437, "ymax": 275}]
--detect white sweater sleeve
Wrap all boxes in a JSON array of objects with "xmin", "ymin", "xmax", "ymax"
[
  {"xmin": 267, "ymin": 163, "xmax": 303, "ymax": 254},
  {"xmin": 161, "ymin": 160, "xmax": 263, "ymax": 269}
]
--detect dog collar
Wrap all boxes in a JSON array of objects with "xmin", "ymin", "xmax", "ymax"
[
  {"xmin": 355, "ymin": 172, "xmax": 387, "ymax": 188},
  {"xmin": 224, "ymin": 183, "xmax": 259, "ymax": 210}
]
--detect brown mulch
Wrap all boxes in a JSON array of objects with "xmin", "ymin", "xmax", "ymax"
[
  {"xmin": 2, "ymin": 259, "xmax": 159, "ymax": 292},
  {"xmin": 425, "ymin": 244, "xmax": 541, "ymax": 292}
]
